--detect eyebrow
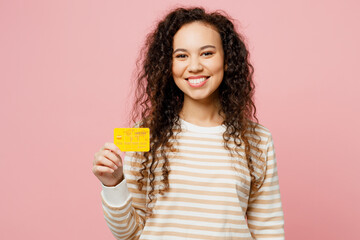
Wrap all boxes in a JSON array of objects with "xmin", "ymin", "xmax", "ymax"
[{"xmin": 173, "ymin": 45, "xmax": 216, "ymax": 54}]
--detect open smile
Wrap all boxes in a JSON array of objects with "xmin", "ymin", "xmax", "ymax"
[{"xmin": 185, "ymin": 76, "xmax": 210, "ymax": 87}]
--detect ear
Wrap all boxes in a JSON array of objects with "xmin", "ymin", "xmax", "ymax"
[{"xmin": 224, "ymin": 64, "xmax": 228, "ymax": 71}]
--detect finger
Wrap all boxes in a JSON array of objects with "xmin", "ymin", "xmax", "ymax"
[
  {"xmin": 103, "ymin": 149, "xmax": 122, "ymax": 167},
  {"xmin": 93, "ymin": 151, "xmax": 105, "ymax": 166},
  {"xmin": 96, "ymin": 155, "xmax": 119, "ymax": 171},
  {"xmin": 103, "ymin": 142, "xmax": 122, "ymax": 157},
  {"xmin": 109, "ymin": 149, "xmax": 122, "ymax": 164},
  {"xmin": 92, "ymin": 165, "xmax": 114, "ymax": 175}
]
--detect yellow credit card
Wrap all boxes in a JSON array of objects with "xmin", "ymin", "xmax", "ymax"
[{"xmin": 114, "ymin": 128, "xmax": 150, "ymax": 152}]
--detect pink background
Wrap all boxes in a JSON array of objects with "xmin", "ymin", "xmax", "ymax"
[{"xmin": 1, "ymin": 0, "xmax": 359, "ymax": 239}]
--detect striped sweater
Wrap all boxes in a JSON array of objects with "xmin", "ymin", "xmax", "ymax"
[{"xmin": 101, "ymin": 118, "xmax": 285, "ymax": 239}]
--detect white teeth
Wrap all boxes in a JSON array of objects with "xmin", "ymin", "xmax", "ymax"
[{"xmin": 188, "ymin": 77, "xmax": 207, "ymax": 84}]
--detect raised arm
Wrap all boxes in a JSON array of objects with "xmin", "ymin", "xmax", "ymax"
[{"xmin": 99, "ymin": 150, "xmax": 148, "ymax": 240}]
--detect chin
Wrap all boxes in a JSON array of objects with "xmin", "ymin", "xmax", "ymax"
[{"xmin": 186, "ymin": 94, "xmax": 212, "ymax": 101}]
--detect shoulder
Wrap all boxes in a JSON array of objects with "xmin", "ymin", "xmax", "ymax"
[{"xmin": 247, "ymin": 120, "xmax": 273, "ymax": 147}]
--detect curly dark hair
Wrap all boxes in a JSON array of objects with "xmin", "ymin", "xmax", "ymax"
[{"xmin": 129, "ymin": 6, "xmax": 265, "ymax": 216}]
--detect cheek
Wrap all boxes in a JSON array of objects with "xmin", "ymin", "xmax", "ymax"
[
  {"xmin": 208, "ymin": 61, "xmax": 224, "ymax": 84},
  {"xmin": 213, "ymin": 61, "xmax": 225, "ymax": 73},
  {"xmin": 172, "ymin": 62, "xmax": 183, "ymax": 78},
  {"xmin": 203, "ymin": 57, "xmax": 224, "ymax": 74},
  {"xmin": 173, "ymin": 60, "xmax": 192, "ymax": 79},
  {"xmin": 172, "ymin": 65, "xmax": 183, "ymax": 84}
]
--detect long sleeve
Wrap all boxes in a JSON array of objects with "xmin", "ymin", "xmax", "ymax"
[
  {"xmin": 101, "ymin": 152, "xmax": 148, "ymax": 240},
  {"xmin": 246, "ymin": 133, "xmax": 285, "ymax": 239}
]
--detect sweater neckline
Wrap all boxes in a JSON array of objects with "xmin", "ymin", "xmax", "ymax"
[{"xmin": 179, "ymin": 118, "xmax": 226, "ymax": 134}]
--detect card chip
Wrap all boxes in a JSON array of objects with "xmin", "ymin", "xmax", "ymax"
[{"xmin": 114, "ymin": 128, "xmax": 150, "ymax": 152}]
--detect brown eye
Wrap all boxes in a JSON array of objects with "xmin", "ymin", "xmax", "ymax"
[
  {"xmin": 201, "ymin": 52, "xmax": 213, "ymax": 56},
  {"xmin": 175, "ymin": 54, "xmax": 187, "ymax": 58}
]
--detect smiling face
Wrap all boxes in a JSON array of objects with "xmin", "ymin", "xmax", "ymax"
[{"xmin": 172, "ymin": 21, "xmax": 225, "ymax": 104}]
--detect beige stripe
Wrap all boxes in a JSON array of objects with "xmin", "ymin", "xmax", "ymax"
[
  {"xmin": 163, "ymin": 187, "xmax": 239, "ymax": 198},
  {"xmin": 247, "ymin": 223, "xmax": 284, "ymax": 231},
  {"xmin": 256, "ymin": 179, "xmax": 280, "ymax": 188},
  {"xmin": 145, "ymin": 220, "xmax": 251, "ymax": 233},
  {"xmin": 166, "ymin": 169, "xmax": 250, "ymax": 180},
  {"xmin": 168, "ymin": 178, "xmax": 249, "ymax": 189},
  {"xmin": 246, "ymin": 207, "xmax": 283, "ymax": 213},
  {"xmin": 249, "ymin": 189, "xmax": 280, "ymax": 196},
  {"xmin": 126, "ymin": 167, "xmax": 250, "ymax": 179},
  {"xmin": 153, "ymin": 205, "xmax": 246, "ymax": 219},
  {"xmin": 103, "ymin": 208, "xmax": 127, "ymax": 224},
  {"xmin": 132, "ymin": 198, "xmax": 147, "ymax": 205},
  {"xmin": 155, "ymin": 196, "xmax": 241, "ymax": 207},
  {"xmin": 141, "ymin": 229, "xmax": 253, "ymax": 240},
  {"xmin": 247, "ymin": 215, "xmax": 284, "ymax": 221},
  {"xmin": 103, "ymin": 202, "xmax": 133, "ymax": 219},
  {"xmin": 126, "ymin": 227, "xmax": 142, "ymax": 240},
  {"xmin": 268, "ymin": 144, "xmax": 275, "ymax": 151},
  {"xmin": 251, "ymin": 233, "xmax": 284, "ymax": 238},
  {"xmin": 126, "ymin": 155, "xmax": 249, "ymax": 168},
  {"xmin": 248, "ymin": 198, "xmax": 282, "ymax": 205}
]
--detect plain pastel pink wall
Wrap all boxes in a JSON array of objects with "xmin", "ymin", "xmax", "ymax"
[{"xmin": 1, "ymin": 0, "xmax": 359, "ymax": 239}]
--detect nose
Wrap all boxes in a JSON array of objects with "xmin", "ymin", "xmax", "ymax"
[{"xmin": 187, "ymin": 56, "xmax": 203, "ymax": 72}]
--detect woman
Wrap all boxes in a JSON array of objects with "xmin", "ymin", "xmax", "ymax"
[{"xmin": 93, "ymin": 7, "xmax": 285, "ymax": 240}]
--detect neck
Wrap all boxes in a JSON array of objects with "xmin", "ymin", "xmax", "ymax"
[{"xmin": 180, "ymin": 93, "xmax": 224, "ymax": 127}]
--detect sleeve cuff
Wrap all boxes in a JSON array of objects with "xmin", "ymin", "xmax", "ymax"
[{"xmin": 101, "ymin": 178, "xmax": 131, "ymax": 207}]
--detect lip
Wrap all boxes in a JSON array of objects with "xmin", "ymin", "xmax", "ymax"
[{"xmin": 186, "ymin": 75, "xmax": 209, "ymax": 80}]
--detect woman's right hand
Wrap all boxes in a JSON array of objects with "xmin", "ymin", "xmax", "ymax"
[{"xmin": 92, "ymin": 142, "xmax": 124, "ymax": 187}]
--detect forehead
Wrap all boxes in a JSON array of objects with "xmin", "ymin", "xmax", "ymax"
[{"xmin": 173, "ymin": 21, "xmax": 222, "ymax": 48}]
